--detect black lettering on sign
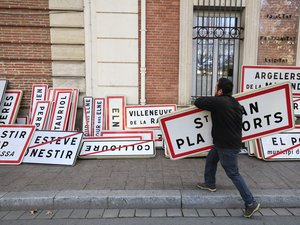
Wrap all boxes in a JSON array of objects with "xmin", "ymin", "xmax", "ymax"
[{"xmin": 176, "ymin": 133, "xmax": 205, "ymax": 149}]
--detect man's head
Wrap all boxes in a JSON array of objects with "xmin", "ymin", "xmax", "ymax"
[{"xmin": 215, "ymin": 78, "xmax": 233, "ymax": 96}]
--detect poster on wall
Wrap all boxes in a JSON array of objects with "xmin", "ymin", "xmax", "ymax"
[
  {"xmin": 29, "ymin": 84, "xmax": 48, "ymax": 122},
  {"xmin": 106, "ymin": 96, "xmax": 125, "ymax": 130},
  {"xmin": 83, "ymin": 96, "xmax": 93, "ymax": 136},
  {"xmin": 93, "ymin": 98, "xmax": 105, "ymax": 136},
  {"xmin": 159, "ymin": 82, "xmax": 294, "ymax": 159},
  {"xmin": 0, "ymin": 90, "xmax": 23, "ymax": 124},
  {"xmin": 23, "ymin": 130, "xmax": 83, "ymax": 166},
  {"xmin": 241, "ymin": 65, "xmax": 300, "ymax": 95},
  {"xmin": 0, "ymin": 125, "xmax": 36, "ymax": 165},
  {"xmin": 125, "ymin": 104, "xmax": 176, "ymax": 129},
  {"xmin": 257, "ymin": 126, "xmax": 300, "ymax": 161}
]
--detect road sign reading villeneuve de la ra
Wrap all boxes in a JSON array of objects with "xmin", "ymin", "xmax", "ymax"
[{"xmin": 159, "ymin": 82, "xmax": 294, "ymax": 159}]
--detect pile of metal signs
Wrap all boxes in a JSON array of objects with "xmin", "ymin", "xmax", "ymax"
[
  {"xmin": 240, "ymin": 65, "xmax": 300, "ymax": 161},
  {"xmin": 0, "ymin": 82, "xmax": 177, "ymax": 165}
]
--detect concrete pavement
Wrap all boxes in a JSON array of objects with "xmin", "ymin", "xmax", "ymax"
[{"xmin": 1, "ymin": 150, "xmax": 300, "ymax": 210}]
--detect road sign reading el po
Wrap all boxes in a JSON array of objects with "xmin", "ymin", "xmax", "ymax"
[
  {"xmin": 241, "ymin": 65, "xmax": 300, "ymax": 95},
  {"xmin": 257, "ymin": 126, "xmax": 300, "ymax": 161},
  {"xmin": 159, "ymin": 82, "xmax": 294, "ymax": 159}
]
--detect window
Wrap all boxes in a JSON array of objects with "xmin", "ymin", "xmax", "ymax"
[{"xmin": 192, "ymin": 1, "xmax": 244, "ymax": 98}]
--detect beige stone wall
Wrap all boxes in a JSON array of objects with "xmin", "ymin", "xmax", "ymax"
[{"xmin": 49, "ymin": 0, "xmax": 85, "ymax": 107}]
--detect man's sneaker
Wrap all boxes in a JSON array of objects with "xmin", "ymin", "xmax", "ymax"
[
  {"xmin": 244, "ymin": 201, "xmax": 260, "ymax": 218},
  {"xmin": 196, "ymin": 183, "xmax": 216, "ymax": 192}
]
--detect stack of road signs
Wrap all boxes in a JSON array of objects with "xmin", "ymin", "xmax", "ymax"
[
  {"xmin": 159, "ymin": 82, "xmax": 294, "ymax": 160},
  {"xmin": 80, "ymin": 95, "xmax": 176, "ymax": 158},
  {"xmin": 29, "ymin": 85, "xmax": 79, "ymax": 131},
  {"xmin": 241, "ymin": 65, "xmax": 300, "ymax": 161}
]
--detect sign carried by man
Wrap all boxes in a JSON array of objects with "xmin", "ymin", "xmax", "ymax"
[{"xmin": 159, "ymin": 82, "xmax": 294, "ymax": 160}]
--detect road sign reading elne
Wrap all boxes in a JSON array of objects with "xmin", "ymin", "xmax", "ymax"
[{"xmin": 159, "ymin": 82, "xmax": 294, "ymax": 159}]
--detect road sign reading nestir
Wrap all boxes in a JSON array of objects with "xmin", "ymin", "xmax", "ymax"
[
  {"xmin": 23, "ymin": 130, "xmax": 83, "ymax": 166},
  {"xmin": 159, "ymin": 82, "xmax": 294, "ymax": 159}
]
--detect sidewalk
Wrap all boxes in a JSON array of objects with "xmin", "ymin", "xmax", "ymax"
[{"xmin": 1, "ymin": 150, "xmax": 300, "ymax": 210}]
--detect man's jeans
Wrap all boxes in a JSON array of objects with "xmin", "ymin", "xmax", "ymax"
[{"xmin": 204, "ymin": 146, "xmax": 254, "ymax": 205}]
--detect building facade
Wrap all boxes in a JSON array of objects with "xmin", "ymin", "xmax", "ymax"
[{"xmin": 0, "ymin": 0, "xmax": 299, "ymax": 113}]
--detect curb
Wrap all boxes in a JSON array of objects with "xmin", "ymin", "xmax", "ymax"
[{"xmin": 1, "ymin": 189, "xmax": 300, "ymax": 210}]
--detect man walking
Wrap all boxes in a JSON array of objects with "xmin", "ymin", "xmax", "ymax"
[{"xmin": 194, "ymin": 78, "xmax": 260, "ymax": 218}]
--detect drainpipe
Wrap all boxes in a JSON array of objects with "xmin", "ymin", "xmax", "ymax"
[{"xmin": 140, "ymin": 0, "xmax": 146, "ymax": 105}]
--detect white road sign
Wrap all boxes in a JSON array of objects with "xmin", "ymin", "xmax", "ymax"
[
  {"xmin": 257, "ymin": 126, "xmax": 300, "ymax": 161},
  {"xmin": 106, "ymin": 96, "xmax": 125, "ymax": 130},
  {"xmin": 0, "ymin": 90, "xmax": 23, "ymax": 124},
  {"xmin": 80, "ymin": 140, "xmax": 155, "ymax": 158},
  {"xmin": 159, "ymin": 82, "xmax": 294, "ymax": 159},
  {"xmin": 0, "ymin": 125, "xmax": 35, "ymax": 165},
  {"xmin": 23, "ymin": 130, "xmax": 83, "ymax": 166},
  {"xmin": 125, "ymin": 104, "xmax": 176, "ymax": 129},
  {"xmin": 241, "ymin": 65, "xmax": 300, "ymax": 95}
]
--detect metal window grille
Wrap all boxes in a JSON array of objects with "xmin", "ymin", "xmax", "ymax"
[{"xmin": 192, "ymin": 0, "xmax": 244, "ymax": 99}]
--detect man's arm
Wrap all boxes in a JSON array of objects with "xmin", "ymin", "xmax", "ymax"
[{"xmin": 194, "ymin": 96, "xmax": 217, "ymax": 111}]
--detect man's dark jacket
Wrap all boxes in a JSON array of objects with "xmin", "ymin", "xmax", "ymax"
[{"xmin": 194, "ymin": 94, "xmax": 243, "ymax": 149}]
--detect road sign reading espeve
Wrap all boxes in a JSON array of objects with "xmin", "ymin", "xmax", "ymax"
[
  {"xmin": 159, "ymin": 82, "xmax": 294, "ymax": 159},
  {"xmin": 23, "ymin": 130, "xmax": 83, "ymax": 166}
]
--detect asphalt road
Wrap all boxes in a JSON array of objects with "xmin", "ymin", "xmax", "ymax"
[{"xmin": 0, "ymin": 216, "xmax": 300, "ymax": 225}]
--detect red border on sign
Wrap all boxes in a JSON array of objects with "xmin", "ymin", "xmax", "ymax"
[
  {"xmin": 48, "ymin": 90, "xmax": 72, "ymax": 131},
  {"xmin": 83, "ymin": 136, "xmax": 142, "ymax": 141},
  {"xmin": 29, "ymin": 84, "xmax": 48, "ymax": 122},
  {"xmin": 125, "ymin": 104, "xmax": 177, "ymax": 129},
  {"xmin": 106, "ymin": 96, "xmax": 125, "ymax": 130},
  {"xmin": 92, "ymin": 98, "xmax": 105, "ymax": 136},
  {"xmin": 160, "ymin": 108, "xmax": 213, "ymax": 159},
  {"xmin": 83, "ymin": 96, "xmax": 93, "ymax": 136},
  {"xmin": 101, "ymin": 130, "xmax": 155, "ymax": 140},
  {"xmin": 3, "ymin": 90, "xmax": 22, "ymax": 124},
  {"xmin": 236, "ymin": 83, "xmax": 294, "ymax": 141},
  {"xmin": 241, "ymin": 65, "xmax": 300, "ymax": 95},
  {"xmin": 31, "ymin": 101, "xmax": 51, "ymax": 130},
  {"xmin": 68, "ymin": 89, "xmax": 79, "ymax": 131},
  {"xmin": 0, "ymin": 125, "xmax": 35, "ymax": 164}
]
